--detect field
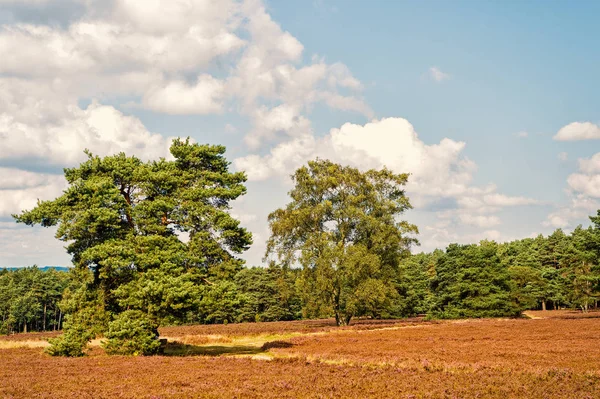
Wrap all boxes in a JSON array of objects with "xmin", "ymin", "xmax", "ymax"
[{"xmin": 2, "ymin": 311, "xmax": 600, "ymax": 398}]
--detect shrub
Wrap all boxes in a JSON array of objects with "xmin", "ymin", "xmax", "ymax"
[
  {"xmin": 102, "ymin": 310, "xmax": 161, "ymax": 356},
  {"xmin": 46, "ymin": 328, "xmax": 90, "ymax": 357}
]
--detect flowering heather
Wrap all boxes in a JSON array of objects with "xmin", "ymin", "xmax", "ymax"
[{"xmin": 1, "ymin": 312, "xmax": 600, "ymax": 398}]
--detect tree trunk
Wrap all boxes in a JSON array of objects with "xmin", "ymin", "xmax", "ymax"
[
  {"xmin": 23, "ymin": 322, "xmax": 27, "ymax": 334},
  {"xmin": 58, "ymin": 310, "xmax": 62, "ymax": 330},
  {"xmin": 344, "ymin": 314, "xmax": 352, "ymax": 326},
  {"xmin": 542, "ymin": 300, "xmax": 546, "ymax": 311},
  {"xmin": 43, "ymin": 303, "xmax": 47, "ymax": 331},
  {"xmin": 553, "ymin": 302, "xmax": 557, "ymax": 311}
]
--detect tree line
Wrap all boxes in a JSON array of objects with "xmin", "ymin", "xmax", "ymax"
[
  {"xmin": 398, "ymin": 221, "xmax": 600, "ymax": 319},
  {"xmin": 6, "ymin": 221, "xmax": 600, "ymax": 336},
  {"xmin": 0, "ymin": 267, "xmax": 70, "ymax": 334},
  {"xmin": 9, "ymin": 139, "xmax": 600, "ymax": 356}
]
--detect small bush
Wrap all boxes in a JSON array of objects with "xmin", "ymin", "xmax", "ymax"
[
  {"xmin": 103, "ymin": 310, "xmax": 161, "ymax": 356},
  {"xmin": 46, "ymin": 330, "xmax": 89, "ymax": 357}
]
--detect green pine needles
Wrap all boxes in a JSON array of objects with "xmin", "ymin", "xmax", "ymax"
[{"xmin": 15, "ymin": 139, "xmax": 252, "ymax": 356}]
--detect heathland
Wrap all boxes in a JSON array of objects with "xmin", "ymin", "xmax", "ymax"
[{"xmin": 2, "ymin": 310, "xmax": 599, "ymax": 398}]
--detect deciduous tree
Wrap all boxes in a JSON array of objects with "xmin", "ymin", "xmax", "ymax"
[{"xmin": 266, "ymin": 159, "xmax": 417, "ymax": 326}]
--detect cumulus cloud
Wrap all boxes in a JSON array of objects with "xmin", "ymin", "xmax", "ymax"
[
  {"xmin": 0, "ymin": 100, "xmax": 173, "ymax": 166},
  {"xmin": 545, "ymin": 151, "xmax": 600, "ymax": 228},
  {"xmin": 419, "ymin": 222, "xmax": 530, "ymax": 252},
  {"xmin": 235, "ymin": 118, "xmax": 540, "ymax": 241},
  {"xmin": 0, "ymin": 0, "xmax": 369, "ymax": 149},
  {"xmin": 543, "ymin": 194, "xmax": 600, "ymax": 229},
  {"xmin": 236, "ymin": 117, "xmax": 537, "ymax": 205},
  {"xmin": 429, "ymin": 67, "xmax": 450, "ymax": 82},
  {"xmin": 0, "ymin": 169, "xmax": 67, "ymax": 217},
  {"xmin": 483, "ymin": 193, "xmax": 539, "ymax": 207},
  {"xmin": 564, "ymin": 153, "xmax": 600, "ymax": 198},
  {"xmin": 554, "ymin": 122, "xmax": 600, "ymax": 141},
  {"xmin": 458, "ymin": 214, "xmax": 501, "ymax": 228},
  {"xmin": 567, "ymin": 174, "xmax": 600, "ymax": 198},
  {"xmin": 143, "ymin": 75, "xmax": 225, "ymax": 115}
]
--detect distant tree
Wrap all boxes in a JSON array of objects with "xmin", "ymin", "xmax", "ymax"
[
  {"xmin": 0, "ymin": 266, "xmax": 70, "ymax": 335},
  {"xmin": 430, "ymin": 241, "xmax": 520, "ymax": 318},
  {"xmin": 14, "ymin": 139, "xmax": 252, "ymax": 355},
  {"xmin": 266, "ymin": 159, "xmax": 418, "ymax": 326},
  {"xmin": 395, "ymin": 251, "xmax": 438, "ymax": 316},
  {"xmin": 235, "ymin": 265, "xmax": 302, "ymax": 322},
  {"xmin": 562, "ymin": 226, "xmax": 600, "ymax": 311}
]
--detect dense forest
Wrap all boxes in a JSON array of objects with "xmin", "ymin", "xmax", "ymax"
[
  {"xmin": 0, "ymin": 267, "xmax": 70, "ymax": 334},
  {"xmin": 4, "ymin": 216, "xmax": 600, "ymax": 335},
  {"xmin": 6, "ymin": 141, "xmax": 600, "ymax": 356}
]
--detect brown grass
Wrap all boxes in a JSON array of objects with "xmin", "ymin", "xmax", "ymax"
[
  {"xmin": 272, "ymin": 317, "xmax": 600, "ymax": 374},
  {"xmin": 158, "ymin": 317, "xmax": 426, "ymax": 338},
  {"xmin": 1, "ymin": 311, "xmax": 599, "ymax": 398},
  {"xmin": 525, "ymin": 309, "xmax": 600, "ymax": 319}
]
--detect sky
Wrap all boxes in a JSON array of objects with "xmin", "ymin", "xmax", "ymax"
[{"xmin": 1, "ymin": 0, "xmax": 600, "ymax": 267}]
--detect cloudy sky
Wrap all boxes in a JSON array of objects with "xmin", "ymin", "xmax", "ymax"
[{"xmin": 2, "ymin": 0, "xmax": 600, "ymax": 267}]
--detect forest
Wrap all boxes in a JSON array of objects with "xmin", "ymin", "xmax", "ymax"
[
  {"xmin": 0, "ymin": 267, "xmax": 70, "ymax": 334},
  {"xmin": 3, "ymin": 139, "xmax": 600, "ymax": 356},
  {"xmin": 3, "ymin": 221, "xmax": 600, "ymax": 334}
]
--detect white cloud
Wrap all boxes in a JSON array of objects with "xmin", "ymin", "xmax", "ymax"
[
  {"xmin": 554, "ymin": 122, "xmax": 600, "ymax": 141},
  {"xmin": 0, "ymin": 0, "xmax": 369, "ymax": 149},
  {"xmin": 578, "ymin": 153, "xmax": 600, "ymax": 174},
  {"xmin": 235, "ymin": 117, "xmax": 539, "ymax": 244},
  {"xmin": 429, "ymin": 66, "xmax": 450, "ymax": 82},
  {"xmin": 418, "ymin": 223, "xmax": 530, "ymax": 252},
  {"xmin": 545, "ymin": 148, "xmax": 600, "ymax": 228},
  {"xmin": 567, "ymin": 174, "xmax": 600, "ymax": 198},
  {"xmin": 483, "ymin": 193, "xmax": 539, "ymax": 207},
  {"xmin": 143, "ymin": 75, "xmax": 225, "ymax": 115},
  {"xmin": 0, "ymin": 100, "xmax": 173, "ymax": 166},
  {"xmin": 543, "ymin": 213, "xmax": 569, "ymax": 229},
  {"xmin": 563, "ymin": 152, "xmax": 600, "ymax": 199},
  {"xmin": 236, "ymin": 117, "xmax": 538, "ymax": 208},
  {"xmin": 224, "ymin": 123, "xmax": 238, "ymax": 134},
  {"xmin": 458, "ymin": 214, "xmax": 501, "ymax": 228},
  {"xmin": 0, "ymin": 169, "xmax": 67, "ymax": 217},
  {"xmin": 543, "ymin": 194, "xmax": 600, "ymax": 229}
]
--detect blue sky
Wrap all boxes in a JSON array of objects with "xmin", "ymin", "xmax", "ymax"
[{"xmin": 1, "ymin": 0, "xmax": 599, "ymax": 267}]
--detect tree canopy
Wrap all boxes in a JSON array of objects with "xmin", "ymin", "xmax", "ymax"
[
  {"xmin": 14, "ymin": 139, "xmax": 252, "ymax": 355},
  {"xmin": 266, "ymin": 159, "xmax": 418, "ymax": 325}
]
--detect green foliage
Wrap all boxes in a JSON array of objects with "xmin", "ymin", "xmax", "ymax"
[
  {"xmin": 430, "ymin": 241, "xmax": 521, "ymax": 318},
  {"xmin": 0, "ymin": 266, "xmax": 70, "ymax": 334},
  {"xmin": 266, "ymin": 159, "xmax": 418, "ymax": 325},
  {"xmin": 235, "ymin": 265, "xmax": 302, "ymax": 322},
  {"xmin": 395, "ymin": 252, "xmax": 438, "ymax": 316},
  {"xmin": 46, "ymin": 274, "xmax": 110, "ymax": 356},
  {"xmin": 103, "ymin": 310, "xmax": 161, "ymax": 356},
  {"xmin": 46, "ymin": 323, "xmax": 93, "ymax": 357},
  {"xmin": 14, "ymin": 139, "xmax": 251, "ymax": 355},
  {"xmin": 198, "ymin": 280, "xmax": 245, "ymax": 324}
]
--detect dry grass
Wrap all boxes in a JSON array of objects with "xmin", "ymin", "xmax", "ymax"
[
  {"xmin": 158, "ymin": 317, "xmax": 426, "ymax": 338},
  {"xmin": 272, "ymin": 317, "xmax": 600, "ymax": 374},
  {"xmin": 0, "ymin": 330, "xmax": 60, "ymax": 342},
  {"xmin": 1, "ymin": 311, "xmax": 600, "ymax": 398},
  {"xmin": 525, "ymin": 309, "xmax": 600, "ymax": 319},
  {"xmin": 0, "ymin": 340, "xmax": 49, "ymax": 349}
]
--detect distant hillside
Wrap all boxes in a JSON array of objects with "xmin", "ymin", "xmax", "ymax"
[{"xmin": 1, "ymin": 266, "xmax": 71, "ymax": 272}]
